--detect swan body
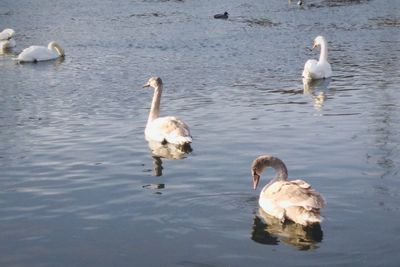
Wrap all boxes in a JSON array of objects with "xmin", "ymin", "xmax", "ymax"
[
  {"xmin": 0, "ymin": 28, "xmax": 16, "ymax": 49},
  {"xmin": 302, "ymin": 36, "xmax": 332, "ymax": 80},
  {"xmin": 16, "ymin": 41, "xmax": 65, "ymax": 62},
  {"xmin": 143, "ymin": 77, "xmax": 192, "ymax": 146},
  {"xmin": 251, "ymin": 155, "xmax": 325, "ymax": 226}
]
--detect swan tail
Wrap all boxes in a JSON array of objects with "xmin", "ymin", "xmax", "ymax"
[
  {"xmin": 285, "ymin": 206, "xmax": 323, "ymax": 226},
  {"xmin": 172, "ymin": 135, "xmax": 192, "ymax": 145}
]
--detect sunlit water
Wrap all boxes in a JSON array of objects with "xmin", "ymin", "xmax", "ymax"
[{"xmin": 1, "ymin": 0, "xmax": 399, "ymax": 266}]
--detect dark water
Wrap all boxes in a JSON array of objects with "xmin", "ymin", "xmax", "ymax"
[{"xmin": 1, "ymin": 0, "xmax": 399, "ymax": 266}]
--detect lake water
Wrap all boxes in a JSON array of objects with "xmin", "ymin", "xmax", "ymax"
[{"xmin": 1, "ymin": 0, "xmax": 399, "ymax": 266}]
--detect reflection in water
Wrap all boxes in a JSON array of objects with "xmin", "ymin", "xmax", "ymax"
[
  {"xmin": 251, "ymin": 208, "xmax": 323, "ymax": 250},
  {"xmin": 147, "ymin": 140, "xmax": 192, "ymax": 176},
  {"xmin": 143, "ymin": 142, "xmax": 192, "ymax": 194},
  {"xmin": 303, "ymin": 78, "xmax": 332, "ymax": 111},
  {"xmin": 148, "ymin": 140, "xmax": 192, "ymax": 160},
  {"xmin": 0, "ymin": 47, "xmax": 16, "ymax": 56},
  {"xmin": 52, "ymin": 56, "xmax": 65, "ymax": 66},
  {"xmin": 152, "ymin": 156, "xmax": 163, "ymax": 176},
  {"xmin": 142, "ymin": 183, "xmax": 165, "ymax": 190}
]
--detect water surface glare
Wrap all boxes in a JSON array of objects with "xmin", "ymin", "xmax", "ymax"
[{"xmin": 1, "ymin": 0, "xmax": 400, "ymax": 266}]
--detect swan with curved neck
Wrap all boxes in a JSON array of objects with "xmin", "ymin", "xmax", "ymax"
[
  {"xmin": 0, "ymin": 28, "xmax": 16, "ymax": 49},
  {"xmin": 16, "ymin": 41, "xmax": 65, "ymax": 62},
  {"xmin": 302, "ymin": 36, "xmax": 332, "ymax": 80},
  {"xmin": 251, "ymin": 155, "xmax": 325, "ymax": 226},
  {"xmin": 143, "ymin": 77, "xmax": 192, "ymax": 146}
]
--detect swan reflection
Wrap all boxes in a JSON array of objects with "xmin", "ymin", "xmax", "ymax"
[
  {"xmin": 303, "ymin": 78, "xmax": 331, "ymax": 110},
  {"xmin": 251, "ymin": 208, "xmax": 323, "ymax": 250},
  {"xmin": 147, "ymin": 140, "xmax": 192, "ymax": 176},
  {"xmin": 0, "ymin": 47, "xmax": 16, "ymax": 56}
]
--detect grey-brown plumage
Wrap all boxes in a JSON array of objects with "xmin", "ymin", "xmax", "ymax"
[{"xmin": 251, "ymin": 155, "xmax": 325, "ymax": 226}]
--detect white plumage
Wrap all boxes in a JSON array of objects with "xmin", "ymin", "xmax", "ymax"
[
  {"xmin": 143, "ymin": 77, "xmax": 192, "ymax": 146},
  {"xmin": 0, "ymin": 28, "xmax": 16, "ymax": 49},
  {"xmin": 302, "ymin": 36, "xmax": 332, "ymax": 80},
  {"xmin": 16, "ymin": 41, "xmax": 65, "ymax": 62}
]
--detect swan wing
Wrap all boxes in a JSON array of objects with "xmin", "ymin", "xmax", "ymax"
[
  {"xmin": 318, "ymin": 60, "xmax": 332, "ymax": 78},
  {"xmin": 302, "ymin": 59, "xmax": 318, "ymax": 79},
  {"xmin": 262, "ymin": 180, "xmax": 325, "ymax": 210},
  {"xmin": 146, "ymin": 116, "xmax": 192, "ymax": 145},
  {"xmin": 17, "ymin": 46, "xmax": 58, "ymax": 62}
]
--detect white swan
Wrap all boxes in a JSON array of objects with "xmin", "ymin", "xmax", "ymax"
[
  {"xmin": 143, "ymin": 77, "xmax": 192, "ymax": 146},
  {"xmin": 302, "ymin": 36, "xmax": 332, "ymax": 80},
  {"xmin": 251, "ymin": 155, "xmax": 325, "ymax": 226},
  {"xmin": 0, "ymin": 28, "xmax": 16, "ymax": 49},
  {"xmin": 16, "ymin": 41, "xmax": 65, "ymax": 62}
]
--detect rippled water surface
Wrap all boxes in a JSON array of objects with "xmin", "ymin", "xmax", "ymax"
[{"xmin": 1, "ymin": 0, "xmax": 399, "ymax": 266}]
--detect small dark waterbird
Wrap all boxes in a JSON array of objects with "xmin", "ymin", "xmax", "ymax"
[{"xmin": 214, "ymin": 12, "xmax": 229, "ymax": 19}]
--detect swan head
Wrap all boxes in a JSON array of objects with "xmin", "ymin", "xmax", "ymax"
[
  {"xmin": 251, "ymin": 155, "xmax": 272, "ymax": 190},
  {"xmin": 312, "ymin": 36, "xmax": 326, "ymax": 49},
  {"xmin": 2, "ymin": 28, "xmax": 15, "ymax": 40},
  {"xmin": 48, "ymin": 41, "xmax": 65, "ymax": 57},
  {"xmin": 251, "ymin": 155, "xmax": 288, "ymax": 190},
  {"xmin": 143, "ymin": 76, "xmax": 163, "ymax": 89}
]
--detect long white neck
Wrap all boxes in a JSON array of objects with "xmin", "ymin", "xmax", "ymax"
[
  {"xmin": 319, "ymin": 39, "xmax": 328, "ymax": 62},
  {"xmin": 147, "ymin": 85, "xmax": 162, "ymax": 125}
]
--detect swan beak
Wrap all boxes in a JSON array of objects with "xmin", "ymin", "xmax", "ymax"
[
  {"xmin": 312, "ymin": 42, "xmax": 317, "ymax": 49},
  {"xmin": 253, "ymin": 173, "xmax": 260, "ymax": 190}
]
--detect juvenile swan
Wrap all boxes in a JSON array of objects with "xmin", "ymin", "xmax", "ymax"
[
  {"xmin": 0, "ymin": 28, "xmax": 16, "ymax": 49},
  {"xmin": 302, "ymin": 36, "xmax": 332, "ymax": 80},
  {"xmin": 143, "ymin": 77, "xmax": 192, "ymax": 146},
  {"xmin": 16, "ymin": 41, "xmax": 65, "ymax": 62},
  {"xmin": 251, "ymin": 155, "xmax": 325, "ymax": 226}
]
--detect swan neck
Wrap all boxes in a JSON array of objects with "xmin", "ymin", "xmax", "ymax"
[
  {"xmin": 147, "ymin": 85, "xmax": 162, "ymax": 124},
  {"xmin": 271, "ymin": 158, "xmax": 288, "ymax": 182},
  {"xmin": 319, "ymin": 40, "xmax": 328, "ymax": 62},
  {"xmin": 49, "ymin": 42, "xmax": 65, "ymax": 56},
  {"xmin": 254, "ymin": 155, "xmax": 288, "ymax": 182}
]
